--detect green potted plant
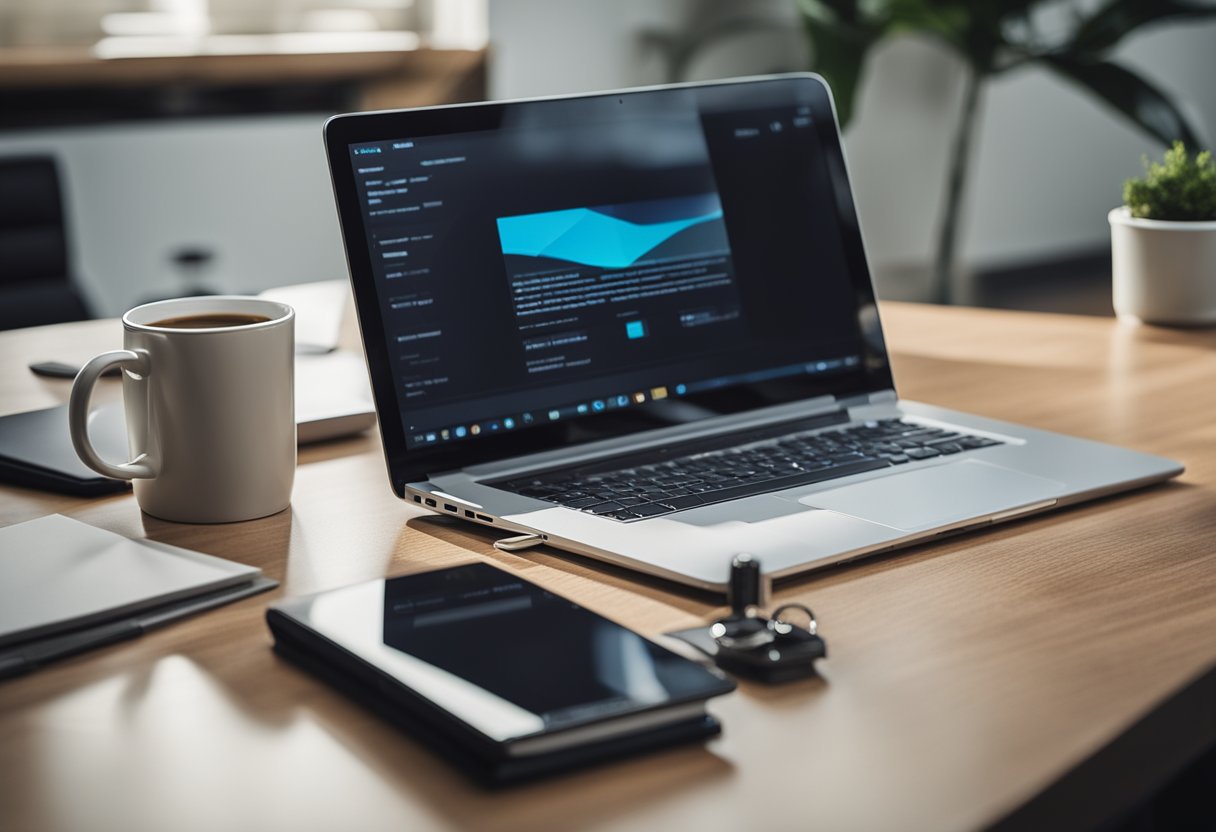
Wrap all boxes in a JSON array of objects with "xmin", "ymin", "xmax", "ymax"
[{"xmin": 1110, "ymin": 142, "xmax": 1216, "ymax": 325}]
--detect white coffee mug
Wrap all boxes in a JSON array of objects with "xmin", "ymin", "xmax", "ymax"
[{"xmin": 69, "ymin": 296, "xmax": 296, "ymax": 523}]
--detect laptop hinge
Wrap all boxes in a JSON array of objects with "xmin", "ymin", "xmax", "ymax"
[{"xmin": 844, "ymin": 388, "xmax": 899, "ymax": 422}]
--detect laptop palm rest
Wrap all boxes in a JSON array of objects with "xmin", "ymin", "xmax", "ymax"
[{"xmin": 791, "ymin": 460, "xmax": 1065, "ymax": 532}]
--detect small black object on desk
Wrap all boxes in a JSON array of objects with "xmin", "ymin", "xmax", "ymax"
[
  {"xmin": 0, "ymin": 404, "xmax": 129, "ymax": 495},
  {"xmin": 729, "ymin": 551, "xmax": 765, "ymax": 614},
  {"xmin": 29, "ymin": 361, "xmax": 120, "ymax": 380},
  {"xmin": 667, "ymin": 554, "xmax": 827, "ymax": 684}
]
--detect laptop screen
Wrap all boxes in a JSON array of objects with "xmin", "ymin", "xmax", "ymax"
[{"xmin": 327, "ymin": 76, "xmax": 891, "ymax": 486}]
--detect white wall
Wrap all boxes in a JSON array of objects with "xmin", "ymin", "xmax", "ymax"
[
  {"xmin": 488, "ymin": 0, "xmax": 1216, "ymax": 290},
  {"xmin": 0, "ymin": 114, "xmax": 347, "ymax": 317}
]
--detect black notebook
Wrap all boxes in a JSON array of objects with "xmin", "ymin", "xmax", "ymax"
[
  {"xmin": 0, "ymin": 404, "xmax": 129, "ymax": 496},
  {"xmin": 266, "ymin": 562, "xmax": 735, "ymax": 785}
]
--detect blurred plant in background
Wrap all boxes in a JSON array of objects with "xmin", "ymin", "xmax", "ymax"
[{"xmin": 797, "ymin": 0, "xmax": 1216, "ymax": 302}]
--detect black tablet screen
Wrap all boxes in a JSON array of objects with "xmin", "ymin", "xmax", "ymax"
[{"xmin": 375, "ymin": 563, "xmax": 730, "ymax": 729}]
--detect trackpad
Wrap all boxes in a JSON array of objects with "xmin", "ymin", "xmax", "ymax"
[{"xmin": 795, "ymin": 460, "xmax": 1065, "ymax": 531}]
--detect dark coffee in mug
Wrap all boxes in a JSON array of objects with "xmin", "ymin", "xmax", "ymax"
[{"xmin": 149, "ymin": 313, "xmax": 271, "ymax": 329}]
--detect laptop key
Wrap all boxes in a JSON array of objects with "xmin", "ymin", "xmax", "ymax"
[
  {"xmin": 585, "ymin": 501, "xmax": 625, "ymax": 514},
  {"xmin": 630, "ymin": 503, "xmax": 672, "ymax": 518},
  {"xmin": 551, "ymin": 491, "xmax": 590, "ymax": 501},
  {"xmin": 659, "ymin": 494, "xmax": 705, "ymax": 510},
  {"xmin": 905, "ymin": 447, "xmax": 941, "ymax": 460},
  {"xmin": 900, "ymin": 428, "xmax": 943, "ymax": 439},
  {"xmin": 606, "ymin": 510, "xmax": 641, "ymax": 520},
  {"xmin": 560, "ymin": 496, "xmax": 604, "ymax": 508}
]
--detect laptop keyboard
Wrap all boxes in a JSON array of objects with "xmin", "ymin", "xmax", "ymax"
[{"xmin": 499, "ymin": 419, "xmax": 1004, "ymax": 522}]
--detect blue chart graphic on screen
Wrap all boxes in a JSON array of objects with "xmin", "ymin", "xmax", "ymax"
[{"xmin": 497, "ymin": 194, "xmax": 727, "ymax": 269}]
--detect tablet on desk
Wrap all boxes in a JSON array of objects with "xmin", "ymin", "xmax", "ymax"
[{"xmin": 267, "ymin": 562, "xmax": 735, "ymax": 784}]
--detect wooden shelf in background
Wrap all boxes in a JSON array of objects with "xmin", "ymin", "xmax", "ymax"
[{"xmin": 0, "ymin": 44, "xmax": 487, "ymax": 125}]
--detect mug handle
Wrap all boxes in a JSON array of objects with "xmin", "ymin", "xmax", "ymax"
[{"xmin": 68, "ymin": 349, "xmax": 158, "ymax": 480}]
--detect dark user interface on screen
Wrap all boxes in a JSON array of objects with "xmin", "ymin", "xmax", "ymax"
[{"xmin": 349, "ymin": 96, "xmax": 875, "ymax": 450}]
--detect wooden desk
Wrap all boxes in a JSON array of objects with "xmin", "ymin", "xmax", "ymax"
[{"xmin": 2, "ymin": 303, "xmax": 1215, "ymax": 831}]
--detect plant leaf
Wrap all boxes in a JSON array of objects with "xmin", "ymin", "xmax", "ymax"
[
  {"xmin": 797, "ymin": 0, "xmax": 884, "ymax": 129},
  {"xmin": 887, "ymin": 1, "xmax": 1027, "ymax": 71},
  {"xmin": 800, "ymin": 0, "xmax": 870, "ymax": 25},
  {"xmin": 1069, "ymin": 0, "xmax": 1216, "ymax": 55},
  {"xmin": 989, "ymin": 0, "xmax": 1040, "ymax": 15},
  {"xmin": 1041, "ymin": 56, "xmax": 1207, "ymax": 150}
]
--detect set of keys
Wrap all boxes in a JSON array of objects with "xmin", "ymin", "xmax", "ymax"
[{"xmin": 667, "ymin": 554, "xmax": 827, "ymax": 683}]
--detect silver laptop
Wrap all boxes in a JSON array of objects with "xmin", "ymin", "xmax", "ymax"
[{"xmin": 325, "ymin": 74, "xmax": 1182, "ymax": 592}]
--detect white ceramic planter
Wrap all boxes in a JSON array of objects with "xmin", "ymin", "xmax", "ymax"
[{"xmin": 1109, "ymin": 207, "xmax": 1216, "ymax": 325}]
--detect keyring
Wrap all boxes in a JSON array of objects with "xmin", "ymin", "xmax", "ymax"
[
  {"xmin": 710, "ymin": 617, "xmax": 774, "ymax": 650},
  {"xmin": 664, "ymin": 555, "xmax": 826, "ymax": 683},
  {"xmin": 770, "ymin": 603, "xmax": 817, "ymax": 636}
]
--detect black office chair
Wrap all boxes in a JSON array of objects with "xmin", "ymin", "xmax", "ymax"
[{"xmin": 0, "ymin": 156, "xmax": 92, "ymax": 330}]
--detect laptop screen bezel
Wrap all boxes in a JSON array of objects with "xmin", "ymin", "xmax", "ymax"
[{"xmin": 325, "ymin": 73, "xmax": 893, "ymax": 495}]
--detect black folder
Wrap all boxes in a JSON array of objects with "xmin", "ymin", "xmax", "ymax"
[
  {"xmin": 266, "ymin": 563, "xmax": 734, "ymax": 786},
  {"xmin": 0, "ymin": 404, "xmax": 129, "ymax": 496}
]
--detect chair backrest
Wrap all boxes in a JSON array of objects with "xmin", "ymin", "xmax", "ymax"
[
  {"xmin": 0, "ymin": 155, "xmax": 90, "ymax": 329},
  {"xmin": 0, "ymin": 156, "xmax": 69, "ymax": 286}
]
